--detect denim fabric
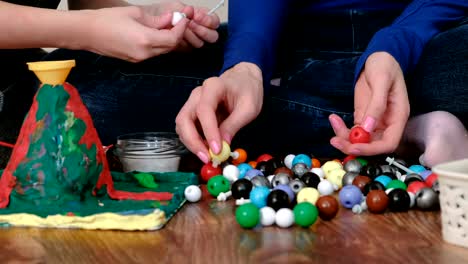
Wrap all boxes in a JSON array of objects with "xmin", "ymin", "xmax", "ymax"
[{"xmin": 42, "ymin": 12, "xmax": 468, "ymax": 158}]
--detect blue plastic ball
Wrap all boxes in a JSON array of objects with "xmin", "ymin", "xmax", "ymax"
[
  {"xmin": 237, "ymin": 163, "xmax": 253, "ymax": 179},
  {"xmin": 292, "ymin": 154, "xmax": 312, "ymax": 170},
  {"xmin": 273, "ymin": 184, "xmax": 295, "ymax": 202},
  {"xmin": 245, "ymin": 169, "xmax": 264, "ymax": 180},
  {"xmin": 374, "ymin": 175, "xmax": 393, "ymax": 187},
  {"xmin": 339, "ymin": 185, "xmax": 363, "ymax": 209},
  {"xmin": 419, "ymin": 170, "xmax": 433, "ymax": 180},
  {"xmin": 409, "ymin": 165, "xmax": 426, "ymax": 174},
  {"xmin": 249, "ymin": 186, "xmax": 270, "ymax": 208}
]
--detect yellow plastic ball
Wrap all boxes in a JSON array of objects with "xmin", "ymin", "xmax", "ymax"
[
  {"xmin": 321, "ymin": 160, "xmax": 343, "ymax": 177},
  {"xmin": 296, "ymin": 187, "xmax": 320, "ymax": 205},
  {"xmin": 209, "ymin": 141, "xmax": 231, "ymax": 164},
  {"xmin": 327, "ymin": 169, "xmax": 346, "ymax": 189}
]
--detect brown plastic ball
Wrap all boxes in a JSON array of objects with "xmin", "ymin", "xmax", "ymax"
[
  {"xmin": 274, "ymin": 167, "xmax": 294, "ymax": 177},
  {"xmin": 352, "ymin": 175, "xmax": 372, "ymax": 192},
  {"xmin": 316, "ymin": 195, "xmax": 339, "ymax": 220},
  {"xmin": 366, "ymin": 190, "xmax": 389, "ymax": 214}
]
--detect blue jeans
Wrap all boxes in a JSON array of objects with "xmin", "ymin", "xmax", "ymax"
[{"xmin": 43, "ymin": 11, "xmax": 468, "ymax": 158}]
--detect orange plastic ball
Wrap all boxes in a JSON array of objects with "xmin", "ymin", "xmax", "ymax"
[
  {"xmin": 232, "ymin": 148, "xmax": 247, "ymax": 165},
  {"xmin": 248, "ymin": 161, "xmax": 257, "ymax": 168},
  {"xmin": 312, "ymin": 158, "xmax": 321, "ymax": 168}
]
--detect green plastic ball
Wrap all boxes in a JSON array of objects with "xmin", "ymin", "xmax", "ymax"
[
  {"xmin": 235, "ymin": 203, "xmax": 260, "ymax": 229},
  {"xmin": 356, "ymin": 157, "xmax": 368, "ymax": 166},
  {"xmin": 207, "ymin": 175, "xmax": 230, "ymax": 197},
  {"xmin": 293, "ymin": 202, "xmax": 319, "ymax": 228},
  {"xmin": 386, "ymin": 179, "xmax": 407, "ymax": 190}
]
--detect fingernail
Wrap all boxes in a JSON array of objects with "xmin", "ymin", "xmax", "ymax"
[
  {"xmin": 210, "ymin": 140, "xmax": 220, "ymax": 154},
  {"xmin": 362, "ymin": 116, "xmax": 376, "ymax": 132},
  {"xmin": 349, "ymin": 149, "xmax": 361, "ymax": 155},
  {"xmin": 197, "ymin": 151, "xmax": 210, "ymax": 164}
]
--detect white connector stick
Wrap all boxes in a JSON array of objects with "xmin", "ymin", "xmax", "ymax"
[
  {"xmin": 208, "ymin": 0, "xmax": 225, "ymax": 15},
  {"xmin": 172, "ymin": 12, "xmax": 186, "ymax": 26},
  {"xmin": 385, "ymin": 157, "xmax": 416, "ymax": 175},
  {"xmin": 235, "ymin": 198, "xmax": 251, "ymax": 206},
  {"xmin": 217, "ymin": 191, "xmax": 232, "ymax": 202}
]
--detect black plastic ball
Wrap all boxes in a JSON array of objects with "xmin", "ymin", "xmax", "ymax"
[
  {"xmin": 301, "ymin": 172, "xmax": 321, "ymax": 188},
  {"xmin": 267, "ymin": 189, "xmax": 290, "ymax": 211},
  {"xmin": 360, "ymin": 164, "xmax": 382, "ymax": 179},
  {"xmin": 256, "ymin": 161, "xmax": 275, "ymax": 177},
  {"xmin": 387, "ymin": 189, "xmax": 410, "ymax": 212},
  {"xmin": 363, "ymin": 181, "xmax": 385, "ymax": 196},
  {"xmin": 231, "ymin": 179, "xmax": 253, "ymax": 199},
  {"xmin": 404, "ymin": 173, "xmax": 424, "ymax": 186}
]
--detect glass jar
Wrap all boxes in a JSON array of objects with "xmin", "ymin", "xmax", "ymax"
[{"xmin": 114, "ymin": 132, "xmax": 188, "ymax": 173}]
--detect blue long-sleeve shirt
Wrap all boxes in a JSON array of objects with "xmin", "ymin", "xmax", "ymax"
[{"xmin": 221, "ymin": 0, "xmax": 468, "ymax": 84}]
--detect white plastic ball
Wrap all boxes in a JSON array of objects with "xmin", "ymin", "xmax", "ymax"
[
  {"xmin": 184, "ymin": 185, "xmax": 202, "ymax": 202},
  {"xmin": 284, "ymin": 154, "xmax": 295, "ymax": 169},
  {"xmin": 223, "ymin": 164, "xmax": 240, "ymax": 182},
  {"xmin": 267, "ymin": 175, "xmax": 275, "ymax": 184},
  {"xmin": 260, "ymin": 207, "xmax": 276, "ymax": 226},
  {"xmin": 171, "ymin": 12, "xmax": 186, "ymax": 26},
  {"xmin": 317, "ymin": 179, "xmax": 334, "ymax": 195},
  {"xmin": 275, "ymin": 208, "xmax": 294, "ymax": 228},
  {"xmin": 310, "ymin": 167, "xmax": 325, "ymax": 179}
]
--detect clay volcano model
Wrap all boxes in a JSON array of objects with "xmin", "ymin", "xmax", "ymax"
[{"xmin": 0, "ymin": 60, "xmax": 196, "ymax": 230}]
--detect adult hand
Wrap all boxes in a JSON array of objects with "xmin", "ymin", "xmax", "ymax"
[
  {"xmin": 140, "ymin": 1, "xmax": 220, "ymax": 50},
  {"xmin": 329, "ymin": 52, "xmax": 410, "ymax": 156},
  {"xmin": 85, "ymin": 6, "xmax": 188, "ymax": 62},
  {"xmin": 175, "ymin": 62, "xmax": 264, "ymax": 163}
]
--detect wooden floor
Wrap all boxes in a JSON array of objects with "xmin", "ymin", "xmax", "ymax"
[{"xmin": 0, "ymin": 186, "xmax": 467, "ymax": 264}]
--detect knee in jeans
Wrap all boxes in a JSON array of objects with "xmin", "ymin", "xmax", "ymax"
[{"xmin": 426, "ymin": 111, "xmax": 466, "ymax": 132}]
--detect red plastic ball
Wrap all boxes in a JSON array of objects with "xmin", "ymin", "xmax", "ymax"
[
  {"xmin": 342, "ymin": 155, "xmax": 357, "ymax": 165},
  {"xmin": 200, "ymin": 162, "xmax": 222, "ymax": 182},
  {"xmin": 425, "ymin": 173, "xmax": 438, "ymax": 188},
  {"xmin": 407, "ymin": 181, "xmax": 427, "ymax": 194},
  {"xmin": 256, "ymin": 154, "xmax": 273, "ymax": 163},
  {"xmin": 349, "ymin": 126, "xmax": 371, "ymax": 144}
]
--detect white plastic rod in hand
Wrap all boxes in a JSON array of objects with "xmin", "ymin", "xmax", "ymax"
[
  {"xmin": 385, "ymin": 157, "xmax": 416, "ymax": 174},
  {"xmin": 208, "ymin": 0, "xmax": 225, "ymax": 15}
]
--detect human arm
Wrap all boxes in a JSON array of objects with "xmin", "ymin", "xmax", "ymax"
[
  {"xmin": 330, "ymin": 0, "xmax": 468, "ymax": 156},
  {"xmin": 69, "ymin": 0, "xmax": 220, "ymax": 50},
  {"xmin": 175, "ymin": 0, "xmax": 289, "ymax": 162},
  {"xmin": 0, "ymin": 1, "xmax": 188, "ymax": 62}
]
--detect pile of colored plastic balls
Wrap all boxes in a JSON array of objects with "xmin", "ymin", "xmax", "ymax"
[{"xmin": 183, "ymin": 141, "xmax": 439, "ymax": 229}]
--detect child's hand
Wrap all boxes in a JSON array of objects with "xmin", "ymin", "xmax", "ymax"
[
  {"xmin": 141, "ymin": 1, "xmax": 220, "ymax": 50},
  {"xmin": 85, "ymin": 6, "xmax": 188, "ymax": 62},
  {"xmin": 329, "ymin": 52, "xmax": 410, "ymax": 156}
]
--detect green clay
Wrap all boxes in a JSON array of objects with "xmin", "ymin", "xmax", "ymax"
[
  {"xmin": 12, "ymin": 84, "xmax": 101, "ymax": 207},
  {"xmin": 0, "ymin": 171, "xmax": 197, "ymax": 218},
  {"xmin": 133, "ymin": 173, "xmax": 159, "ymax": 189}
]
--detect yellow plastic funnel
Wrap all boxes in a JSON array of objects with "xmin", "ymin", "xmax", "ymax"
[{"xmin": 27, "ymin": 60, "xmax": 75, "ymax": 85}]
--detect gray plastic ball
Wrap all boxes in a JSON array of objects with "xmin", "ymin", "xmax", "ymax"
[
  {"xmin": 342, "ymin": 171, "xmax": 359, "ymax": 186},
  {"xmin": 251, "ymin": 176, "xmax": 271, "ymax": 188},
  {"xmin": 416, "ymin": 187, "xmax": 439, "ymax": 210},
  {"xmin": 344, "ymin": 159, "xmax": 362, "ymax": 173}
]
